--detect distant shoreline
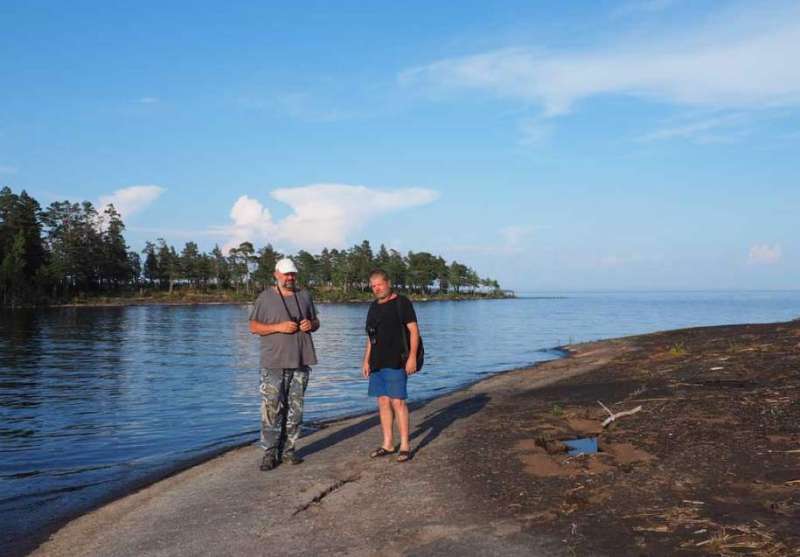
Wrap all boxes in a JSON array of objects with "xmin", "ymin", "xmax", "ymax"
[{"xmin": 41, "ymin": 290, "xmax": 515, "ymax": 309}]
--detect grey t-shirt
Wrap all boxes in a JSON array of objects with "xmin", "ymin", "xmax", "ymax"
[{"xmin": 249, "ymin": 288, "xmax": 318, "ymax": 369}]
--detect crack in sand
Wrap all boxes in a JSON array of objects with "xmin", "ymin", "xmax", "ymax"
[{"xmin": 292, "ymin": 474, "xmax": 361, "ymax": 515}]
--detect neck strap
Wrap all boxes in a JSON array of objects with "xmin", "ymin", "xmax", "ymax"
[{"xmin": 276, "ymin": 286, "xmax": 304, "ymax": 321}]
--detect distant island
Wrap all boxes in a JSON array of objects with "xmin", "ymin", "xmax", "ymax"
[{"xmin": 0, "ymin": 186, "xmax": 509, "ymax": 307}]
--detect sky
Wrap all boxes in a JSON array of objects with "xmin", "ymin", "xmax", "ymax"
[{"xmin": 1, "ymin": 0, "xmax": 798, "ymax": 291}]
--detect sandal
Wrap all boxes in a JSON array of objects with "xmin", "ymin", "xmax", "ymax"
[
  {"xmin": 396, "ymin": 450, "xmax": 411, "ymax": 463},
  {"xmin": 370, "ymin": 446, "xmax": 396, "ymax": 458}
]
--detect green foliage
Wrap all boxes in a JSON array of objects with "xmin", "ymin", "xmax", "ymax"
[
  {"xmin": 0, "ymin": 187, "xmax": 507, "ymax": 306},
  {"xmin": 1, "ymin": 187, "xmax": 47, "ymax": 305},
  {"xmin": 668, "ymin": 342, "xmax": 688, "ymax": 356}
]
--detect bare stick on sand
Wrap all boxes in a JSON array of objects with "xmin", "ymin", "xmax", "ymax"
[{"xmin": 598, "ymin": 401, "xmax": 643, "ymax": 428}]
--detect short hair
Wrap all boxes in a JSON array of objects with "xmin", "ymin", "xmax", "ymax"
[{"xmin": 369, "ymin": 268, "xmax": 390, "ymax": 282}]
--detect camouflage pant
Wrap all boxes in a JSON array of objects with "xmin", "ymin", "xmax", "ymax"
[{"xmin": 259, "ymin": 367, "xmax": 310, "ymax": 454}]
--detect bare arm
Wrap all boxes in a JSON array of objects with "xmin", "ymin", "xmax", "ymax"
[
  {"xmin": 405, "ymin": 321, "xmax": 420, "ymax": 374},
  {"xmin": 249, "ymin": 320, "xmax": 298, "ymax": 336},
  {"xmin": 362, "ymin": 339, "xmax": 372, "ymax": 378}
]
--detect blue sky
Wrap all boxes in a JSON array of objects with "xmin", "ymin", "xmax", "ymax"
[{"xmin": 1, "ymin": 0, "xmax": 798, "ymax": 290}]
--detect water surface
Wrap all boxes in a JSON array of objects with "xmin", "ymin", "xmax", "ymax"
[{"xmin": 2, "ymin": 291, "xmax": 799, "ymax": 554}]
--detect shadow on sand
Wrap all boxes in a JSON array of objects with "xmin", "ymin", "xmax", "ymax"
[
  {"xmin": 410, "ymin": 394, "xmax": 490, "ymax": 457},
  {"xmin": 297, "ymin": 394, "xmax": 490, "ymax": 461},
  {"xmin": 297, "ymin": 414, "xmax": 382, "ymax": 459}
]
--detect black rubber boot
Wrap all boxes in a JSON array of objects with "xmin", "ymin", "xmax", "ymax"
[
  {"xmin": 259, "ymin": 450, "xmax": 279, "ymax": 471},
  {"xmin": 282, "ymin": 450, "xmax": 303, "ymax": 465}
]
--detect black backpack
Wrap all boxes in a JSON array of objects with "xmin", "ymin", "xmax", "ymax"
[{"xmin": 396, "ymin": 298, "xmax": 424, "ymax": 372}]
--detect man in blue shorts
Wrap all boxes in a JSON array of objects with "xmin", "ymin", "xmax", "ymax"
[{"xmin": 361, "ymin": 268, "xmax": 420, "ymax": 463}]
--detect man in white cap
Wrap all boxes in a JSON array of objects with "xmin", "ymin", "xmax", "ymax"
[{"xmin": 249, "ymin": 257, "xmax": 320, "ymax": 470}]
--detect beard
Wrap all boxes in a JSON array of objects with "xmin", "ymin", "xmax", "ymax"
[{"xmin": 279, "ymin": 280, "xmax": 297, "ymax": 291}]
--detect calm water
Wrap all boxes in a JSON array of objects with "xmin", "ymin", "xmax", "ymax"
[{"xmin": 2, "ymin": 291, "xmax": 800, "ymax": 553}]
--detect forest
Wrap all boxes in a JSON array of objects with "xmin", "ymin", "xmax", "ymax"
[{"xmin": 0, "ymin": 186, "xmax": 505, "ymax": 306}]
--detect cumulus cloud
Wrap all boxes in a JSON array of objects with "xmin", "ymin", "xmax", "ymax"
[
  {"xmin": 748, "ymin": 244, "xmax": 782, "ymax": 265},
  {"xmin": 221, "ymin": 183, "xmax": 439, "ymax": 252},
  {"xmin": 399, "ymin": 4, "xmax": 800, "ymax": 117},
  {"xmin": 99, "ymin": 185, "xmax": 165, "ymax": 220}
]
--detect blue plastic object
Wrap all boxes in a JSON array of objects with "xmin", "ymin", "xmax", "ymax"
[{"xmin": 563, "ymin": 437, "xmax": 598, "ymax": 456}]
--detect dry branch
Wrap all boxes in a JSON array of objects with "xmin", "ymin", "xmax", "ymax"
[{"xmin": 597, "ymin": 401, "xmax": 643, "ymax": 427}]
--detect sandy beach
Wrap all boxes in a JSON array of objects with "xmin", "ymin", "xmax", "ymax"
[{"xmin": 26, "ymin": 319, "xmax": 800, "ymax": 556}]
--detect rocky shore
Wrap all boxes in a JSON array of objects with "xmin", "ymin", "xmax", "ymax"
[{"xmin": 28, "ymin": 320, "xmax": 800, "ymax": 556}]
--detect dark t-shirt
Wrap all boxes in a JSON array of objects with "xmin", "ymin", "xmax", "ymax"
[{"xmin": 365, "ymin": 295, "xmax": 417, "ymax": 371}]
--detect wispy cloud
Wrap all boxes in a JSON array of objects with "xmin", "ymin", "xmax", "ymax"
[
  {"xmin": 218, "ymin": 184, "xmax": 439, "ymax": 252},
  {"xmin": 0, "ymin": 165, "xmax": 18, "ymax": 174},
  {"xmin": 612, "ymin": 0, "xmax": 679, "ymax": 19},
  {"xmin": 638, "ymin": 112, "xmax": 751, "ymax": 143},
  {"xmin": 98, "ymin": 185, "xmax": 166, "ymax": 221},
  {"xmin": 499, "ymin": 225, "xmax": 536, "ymax": 248},
  {"xmin": 518, "ymin": 117, "xmax": 553, "ymax": 146},
  {"xmin": 451, "ymin": 224, "xmax": 539, "ymax": 256},
  {"xmin": 272, "ymin": 92, "xmax": 357, "ymax": 122},
  {"xmin": 239, "ymin": 92, "xmax": 361, "ymax": 123},
  {"xmin": 748, "ymin": 243, "xmax": 782, "ymax": 265},
  {"xmin": 400, "ymin": 4, "xmax": 800, "ymax": 117},
  {"xmin": 127, "ymin": 226, "xmax": 217, "ymax": 239},
  {"xmin": 135, "ymin": 97, "xmax": 160, "ymax": 104},
  {"xmin": 593, "ymin": 254, "xmax": 641, "ymax": 269}
]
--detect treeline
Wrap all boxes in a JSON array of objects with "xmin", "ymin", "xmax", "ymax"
[{"xmin": 1, "ymin": 187, "xmax": 502, "ymax": 306}]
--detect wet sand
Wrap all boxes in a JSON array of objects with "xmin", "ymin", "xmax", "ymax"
[{"xmin": 27, "ymin": 320, "xmax": 800, "ymax": 556}]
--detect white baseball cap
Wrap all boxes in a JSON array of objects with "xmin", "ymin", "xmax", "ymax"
[{"xmin": 275, "ymin": 258, "xmax": 298, "ymax": 274}]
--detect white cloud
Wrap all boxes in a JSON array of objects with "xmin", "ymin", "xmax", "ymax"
[
  {"xmin": 239, "ymin": 91, "xmax": 365, "ymax": 122},
  {"xmin": 450, "ymin": 224, "xmax": 539, "ymax": 255},
  {"xmin": 272, "ymin": 92, "xmax": 355, "ymax": 122},
  {"xmin": 400, "ymin": 4, "xmax": 800, "ymax": 117},
  {"xmin": 98, "ymin": 185, "xmax": 165, "ymax": 220},
  {"xmin": 499, "ymin": 225, "xmax": 536, "ymax": 248},
  {"xmin": 638, "ymin": 112, "xmax": 751, "ymax": 143},
  {"xmin": 136, "ymin": 97, "xmax": 160, "ymax": 104},
  {"xmin": 0, "ymin": 165, "xmax": 18, "ymax": 174},
  {"xmin": 518, "ymin": 118, "xmax": 553, "ymax": 146},
  {"xmin": 748, "ymin": 243, "xmax": 782, "ymax": 265},
  {"xmin": 220, "ymin": 183, "xmax": 439, "ymax": 252}
]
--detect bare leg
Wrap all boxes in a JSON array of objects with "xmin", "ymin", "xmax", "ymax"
[
  {"xmin": 377, "ymin": 396, "xmax": 394, "ymax": 450},
  {"xmin": 391, "ymin": 398, "xmax": 410, "ymax": 452}
]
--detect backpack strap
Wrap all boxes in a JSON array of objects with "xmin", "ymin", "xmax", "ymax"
[{"xmin": 395, "ymin": 296, "xmax": 410, "ymax": 358}]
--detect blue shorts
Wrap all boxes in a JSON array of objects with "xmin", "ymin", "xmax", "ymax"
[{"xmin": 368, "ymin": 368, "xmax": 408, "ymax": 400}]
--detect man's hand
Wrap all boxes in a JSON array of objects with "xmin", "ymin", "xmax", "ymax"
[
  {"xmin": 362, "ymin": 361, "xmax": 371, "ymax": 378},
  {"xmin": 405, "ymin": 356, "xmax": 417, "ymax": 375},
  {"xmin": 299, "ymin": 318, "xmax": 313, "ymax": 332},
  {"xmin": 278, "ymin": 320, "xmax": 299, "ymax": 334}
]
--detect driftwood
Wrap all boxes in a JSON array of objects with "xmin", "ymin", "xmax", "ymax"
[{"xmin": 598, "ymin": 401, "xmax": 643, "ymax": 428}]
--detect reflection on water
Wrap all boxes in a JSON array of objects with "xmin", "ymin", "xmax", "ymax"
[{"xmin": 2, "ymin": 291, "xmax": 800, "ymax": 553}]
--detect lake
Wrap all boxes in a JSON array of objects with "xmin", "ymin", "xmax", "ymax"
[{"xmin": 2, "ymin": 290, "xmax": 800, "ymax": 555}]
